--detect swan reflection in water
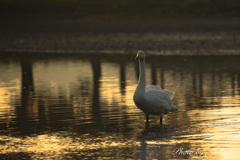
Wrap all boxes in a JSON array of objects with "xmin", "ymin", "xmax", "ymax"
[{"xmin": 136, "ymin": 124, "xmax": 177, "ymax": 160}]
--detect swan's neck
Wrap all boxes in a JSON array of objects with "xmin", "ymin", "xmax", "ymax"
[{"xmin": 137, "ymin": 59, "xmax": 146, "ymax": 92}]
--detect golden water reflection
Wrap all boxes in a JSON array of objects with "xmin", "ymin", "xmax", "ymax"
[{"xmin": 0, "ymin": 55, "xmax": 240, "ymax": 159}]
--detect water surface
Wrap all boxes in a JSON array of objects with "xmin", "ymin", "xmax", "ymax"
[{"xmin": 0, "ymin": 54, "xmax": 240, "ymax": 159}]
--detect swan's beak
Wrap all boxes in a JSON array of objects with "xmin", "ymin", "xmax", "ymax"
[{"xmin": 135, "ymin": 53, "xmax": 141, "ymax": 60}]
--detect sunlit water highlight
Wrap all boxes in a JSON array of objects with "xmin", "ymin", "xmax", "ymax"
[{"xmin": 0, "ymin": 54, "xmax": 240, "ymax": 159}]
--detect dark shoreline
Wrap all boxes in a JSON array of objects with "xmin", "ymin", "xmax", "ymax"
[
  {"xmin": 1, "ymin": 5, "xmax": 240, "ymax": 56},
  {"xmin": 1, "ymin": 17, "xmax": 240, "ymax": 33}
]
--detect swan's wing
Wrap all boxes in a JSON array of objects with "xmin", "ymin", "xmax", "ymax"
[
  {"xmin": 146, "ymin": 85, "xmax": 175, "ymax": 99},
  {"xmin": 145, "ymin": 87, "xmax": 173, "ymax": 114},
  {"xmin": 163, "ymin": 90, "xmax": 175, "ymax": 99}
]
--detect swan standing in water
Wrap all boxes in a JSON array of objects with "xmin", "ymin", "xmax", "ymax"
[{"xmin": 133, "ymin": 50, "xmax": 178, "ymax": 125}]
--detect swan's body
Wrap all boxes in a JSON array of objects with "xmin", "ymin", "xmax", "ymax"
[{"xmin": 133, "ymin": 50, "xmax": 178, "ymax": 124}]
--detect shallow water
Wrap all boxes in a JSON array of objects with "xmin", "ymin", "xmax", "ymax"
[{"xmin": 0, "ymin": 54, "xmax": 240, "ymax": 159}]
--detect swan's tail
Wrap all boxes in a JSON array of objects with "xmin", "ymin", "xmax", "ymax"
[{"xmin": 171, "ymin": 105, "xmax": 178, "ymax": 112}]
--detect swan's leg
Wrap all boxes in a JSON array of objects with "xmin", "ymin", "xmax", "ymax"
[
  {"xmin": 145, "ymin": 114, "xmax": 149, "ymax": 123},
  {"xmin": 160, "ymin": 116, "xmax": 163, "ymax": 125}
]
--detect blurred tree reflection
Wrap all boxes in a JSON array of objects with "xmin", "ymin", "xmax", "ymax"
[
  {"xmin": 91, "ymin": 56, "xmax": 102, "ymax": 124},
  {"xmin": 120, "ymin": 62, "xmax": 126, "ymax": 95},
  {"xmin": 15, "ymin": 59, "xmax": 35, "ymax": 135}
]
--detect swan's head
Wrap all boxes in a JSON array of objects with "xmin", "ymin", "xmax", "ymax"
[{"xmin": 135, "ymin": 50, "xmax": 145, "ymax": 61}]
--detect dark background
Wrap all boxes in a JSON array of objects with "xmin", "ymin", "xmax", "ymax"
[
  {"xmin": 1, "ymin": 0, "xmax": 239, "ymax": 20},
  {"xmin": 0, "ymin": 0, "xmax": 239, "ymax": 55}
]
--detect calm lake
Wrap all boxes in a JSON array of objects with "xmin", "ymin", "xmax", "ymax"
[{"xmin": 0, "ymin": 53, "xmax": 240, "ymax": 159}]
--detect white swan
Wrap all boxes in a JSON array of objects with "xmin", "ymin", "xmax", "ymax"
[{"xmin": 133, "ymin": 50, "xmax": 178, "ymax": 124}]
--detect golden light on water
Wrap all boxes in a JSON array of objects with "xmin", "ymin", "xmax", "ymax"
[
  {"xmin": 0, "ymin": 62, "xmax": 21, "ymax": 119},
  {"xmin": 0, "ymin": 132, "xmax": 136, "ymax": 159},
  {"xmin": 1, "ymin": 56, "xmax": 240, "ymax": 159},
  {"xmin": 0, "ymin": 80, "xmax": 20, "ymax": 119},
  {"xmin": 100, "ymin": 62, "xmax": 137, "ymax": 107}
]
